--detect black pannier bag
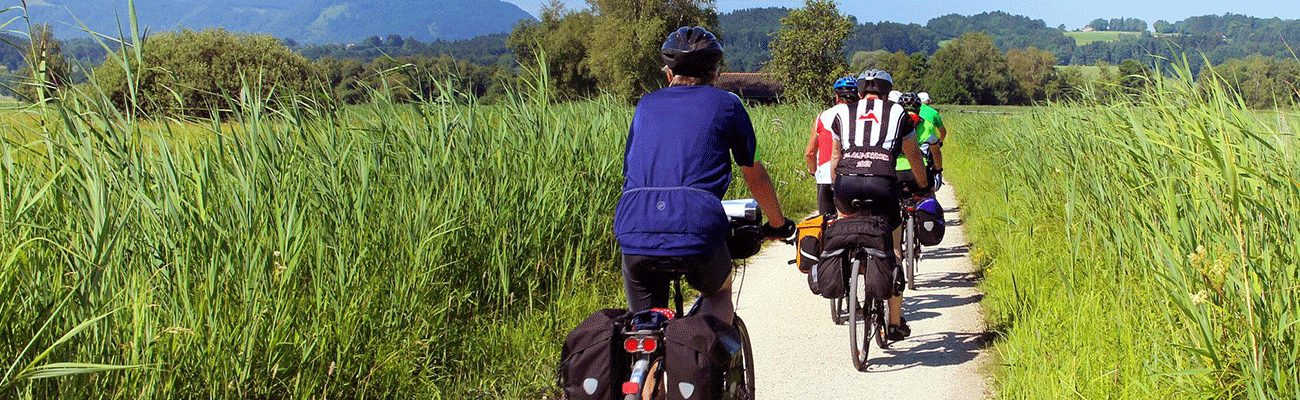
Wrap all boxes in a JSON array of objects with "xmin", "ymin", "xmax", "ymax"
[
  {"xmin": 663, "ymin": 314, "xmax": 737, "ymax": 400},
  {"xmin": 810, "ymin": 248, "xmax": 846, "ymax": 298},
  {"xmin": 822, "ymin": 216, "xmax": 898, "ymax": 299},
  {"xmin": 857, "ymin": 247, "xmax": 898, "ymax": 299},
  {"xmin": 558, "ymin": 308, "xmax": 630, "ymax": 399}
]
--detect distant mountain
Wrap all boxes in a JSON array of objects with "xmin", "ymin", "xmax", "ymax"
[{"xmin": 19, "ymin": 0, "xmax": 535, "ymax": 43}]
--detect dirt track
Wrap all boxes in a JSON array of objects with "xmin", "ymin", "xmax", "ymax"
[{"xmin": 732, "ymin": 184, "xmax": 993, "ymax": 399}]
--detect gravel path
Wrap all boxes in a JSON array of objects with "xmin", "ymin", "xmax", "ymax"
[{"xmin": 732, "ymin": 183, "xmax": 993, "ymax": 399}]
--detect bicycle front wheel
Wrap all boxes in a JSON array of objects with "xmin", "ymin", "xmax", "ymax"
[
  {"xmin": 848, "ymin": 258, "xmax": 872, "ymax": 372},
  {"xmin": 905, "ymin": 217, "xmax": 917, "ymax": 290},
  {"xmin": 725, "ymin": 316, "xmax": 756, "ymax": 400}
]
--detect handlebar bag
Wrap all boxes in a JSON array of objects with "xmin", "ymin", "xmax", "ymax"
[
  {"xmin": 664, "ymin": 314, "xmax": 735, "ymax": 400},
  {"xmin": 558, "ymin": 309, "xmax": 631, "ymax": 400},
  {"xmin": 915, "ymin": 197, "xmax": 946, "ymax": 246}
]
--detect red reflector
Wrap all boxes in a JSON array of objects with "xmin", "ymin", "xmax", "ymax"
[
  {"xmin": 622, "ymin": 382, "xmax": 640, "ymax": 395},
  {"xmin": 641, "ymin": 337, "xmax": 658, "ymax": 353},
  {"xmin": 623, "ymin": 337, "xmax": 640, "ymax": 353}
]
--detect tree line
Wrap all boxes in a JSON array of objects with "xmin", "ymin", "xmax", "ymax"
[{"xmin": 5, "ymin": 3, "xmax": 1297, "ymax": 110}]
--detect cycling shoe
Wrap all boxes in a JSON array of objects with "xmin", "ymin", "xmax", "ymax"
[{"xmin": 887, "ymin": 318, "xmax": 911, "ymax": 341}]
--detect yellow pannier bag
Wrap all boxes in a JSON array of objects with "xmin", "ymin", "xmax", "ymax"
[{"xmin": 794, "ymin": 215, "xmax": 828, "ymax": 273}]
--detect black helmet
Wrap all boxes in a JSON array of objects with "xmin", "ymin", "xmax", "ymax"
[
  {"xmin": 898, "ymin": 92, "xmax": 920, "ymax": 110},
  {"xmin": 661, "ymin": 26, "xmax": 723, "ymax": 78}
]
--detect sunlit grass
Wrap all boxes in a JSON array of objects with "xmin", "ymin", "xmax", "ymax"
[{"xmin": 947, "ymin": 64, "xmax": 1299, "ymax": 399}]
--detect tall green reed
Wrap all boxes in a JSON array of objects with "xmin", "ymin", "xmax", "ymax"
[
  {"xmin": 947, "ymin": 62, "xmax": 1298, "ymax": 398},
  {"xmin": 1, "ymin": 17, "xmax": 820, "ymax": 399}
]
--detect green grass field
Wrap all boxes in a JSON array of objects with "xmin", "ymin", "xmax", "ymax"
[{"xmin": 1065, "ymin": 30, "xmax": 1143, "ymax": 45}]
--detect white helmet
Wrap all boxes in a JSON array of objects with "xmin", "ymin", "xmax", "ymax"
[
  {"xmin": 918, "ymin": 92, "xmax": 932, "ymax": 104},
  {"xmin": 887, "ymin": 90, "xmax": 902, "ymax": 102}
]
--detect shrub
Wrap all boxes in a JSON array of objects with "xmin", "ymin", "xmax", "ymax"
[{"xmin": 90, "ymin": 29, "xmax": 319, "ymax": 116}]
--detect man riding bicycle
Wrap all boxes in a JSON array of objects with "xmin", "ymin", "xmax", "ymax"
[
  {"xmin": 895, "ymin": 92, "xmax": 943, "ymax": 191},
  {"xmin": 805, "ymin": 77, "xmax": 860, "ymax": 216},
  {"xmin": 827, "ymin": 69, "xmax": 930, "ymax": 340},
  {"xmin": 615, "ymin": 26, "xmax": 795, "ymax": 328},
  {"xmin": 915, "ymin": 92, "xmax": 947, "ymax": 186}
]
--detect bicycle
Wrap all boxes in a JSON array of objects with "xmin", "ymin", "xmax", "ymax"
[
  {"xmin": 835, "ymin": 198, "xmax": 896, "ymax": 372},
  {"xmin": 618, "ymin": 200, "xmax": 762, "ymax": 400},
  {"xmin": 900, "ymin": 196, "xmax": 922, "ymax": 291}
]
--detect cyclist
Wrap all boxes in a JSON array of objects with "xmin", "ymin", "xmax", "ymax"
[
  {"xmin": 827, "ymin": 69, "xmax": 930, "ymax": 340},
  {"xmin": 805, "ymin": 77, "xmax": 860, "ymax": 216},
  {"xmin": 615, "ymin": 26, "xmax": 795, "ymax": 328},
  {"xmin": 895, "ymin": 92, "xmax": 942, "ymax": 191},
  {"xmin": 916, "ymin": 92, "xmax": 947, "ymax": 186}
]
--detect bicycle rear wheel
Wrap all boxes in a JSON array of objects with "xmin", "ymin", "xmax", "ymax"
[
  {"xmin": 724, "ymin": 316, "xmax": 756, "ymax": 400},
  {"xmin": 848, "ymin": 258, "xmax": 872, "ymax": 372}
]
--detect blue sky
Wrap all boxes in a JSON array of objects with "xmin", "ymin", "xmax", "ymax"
[{"xmin": 503, "ymin": 0, "xmax": 1300, "ymax": 30}]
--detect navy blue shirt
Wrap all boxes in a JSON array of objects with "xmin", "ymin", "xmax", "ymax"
[{"xmin": 614, "ymin": 85, "xmax": 757, "ymax": 256}]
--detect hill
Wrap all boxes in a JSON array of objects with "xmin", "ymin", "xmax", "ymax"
[{"xmin": 19, "ymin": 0, "xmax": 535, "ymax": 43}]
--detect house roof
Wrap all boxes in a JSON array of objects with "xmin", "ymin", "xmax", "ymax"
[{"xmin": 715, "ymin": 72, "xmax": 783, "ymax": 102}]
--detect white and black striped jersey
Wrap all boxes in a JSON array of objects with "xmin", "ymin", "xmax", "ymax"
[{"xmin": 828, "ymin": 98, "xmax": 917, "ymax": 177}]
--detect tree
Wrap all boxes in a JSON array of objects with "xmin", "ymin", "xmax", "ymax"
[
  {"xmin": 924, "ymin": 32, "xmax": 1015, "ymax": 105},
  {"xmin": 1117, "ymin": 58, "xmax": 1148, "ymax": 95},
  {"xmin": 508, "ymin": 2, "xmax": 599, "ymax": 99},
  {"xmin": 1089, "ymin": 18, "xmax": 1109, "ymax": 31},
  {"xmin": 584, "ymin": 0, "xmax": 717, "ymax": 101},
  {"xmin": 1212, "ymin": 55, "xmax": 1300, "ymax": 107},
  {"xmin": 1006, "ymin": 46, "xmax": 1057, "ymax": 103},
  {"xmin": 766, "ymin": 0, "xmax": 853, "ymax": 102},
  {"xmin": 1153, "ymin": 20, "xmax": 1174, "ymax": 34},
  {"xmin": 90, "ymin": 29, "xmax": 319, "ymax": 116}
]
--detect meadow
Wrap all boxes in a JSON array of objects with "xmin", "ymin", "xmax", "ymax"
[
  {"xmin": 946, "ymin": 69, "xmax": 1298, "ymax": 398},
  {"xmin": 1065, "ymin": 30, "xmax": 1143, "ymax": 45},
  {"xmin": 0, "ymin": 78, "xmax": 818, "ymax": 398}
]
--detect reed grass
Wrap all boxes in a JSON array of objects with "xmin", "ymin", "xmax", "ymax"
[
  {"xmin": 947, "ymin": 64, "xmax": 1298, "ymax": 399},
  {"xmin": 0, "ymin": 48, "xmax": 818, "ymax": 400}
]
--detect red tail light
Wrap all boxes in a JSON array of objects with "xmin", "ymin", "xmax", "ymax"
[
  {"xmin": 622, "ymin": 382, "xmax": 640, "ymax": 395},
  {"xmin": 640, "ymin": 337, "xmax": 658, "ymax": 353},
  {"xmin": 624, "ymin": 337, "xmax": 640, "ymax": 353}
]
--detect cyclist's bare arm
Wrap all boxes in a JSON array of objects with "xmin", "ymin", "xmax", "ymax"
[
  {"xmin": 902, "ymin": 137, "xmax": 930, "ymax": 189},
  {"xmin": 828, "ymin": 138, "xmax": 842, "ymax": 184},
  {"xmin": 740, "ymin": 162, "xmax": 787, "ymax": 228},
  {"xmin": 804, "ymin": 117, "xmax": 819, "ymax": 175},
  {"xmin": 939, "ymin": 125, "xmax": 948, "ymax": 142}
]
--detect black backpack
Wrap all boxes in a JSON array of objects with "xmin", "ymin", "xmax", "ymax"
[
  {"xmin": 558, "ymin": 309, "xmax": 631, "ymax": 399},
  {"xmin": 663, "ymin": 314, "xmax": 738, "ymax": 400}
]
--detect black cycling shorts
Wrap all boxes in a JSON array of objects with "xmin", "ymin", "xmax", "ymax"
[
  {"xmin": 833, "ymin": 175, "xmax": 902, "ymax": 229},
  {"xmin": 621, "ymin": 245, "xmax": 732, "ymax": 313},
  {"xmin": 816, "ymin": 183, "xmax": 836, "ymax": 216}
]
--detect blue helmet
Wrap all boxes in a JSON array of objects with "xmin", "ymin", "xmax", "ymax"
[
  {"xmin": 833, "ymin": 76, "xmax": 858, "ymax": 90},
  {"xmin": 833, "ymin": 76, "xmax": 859, "ymax": 101}
]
